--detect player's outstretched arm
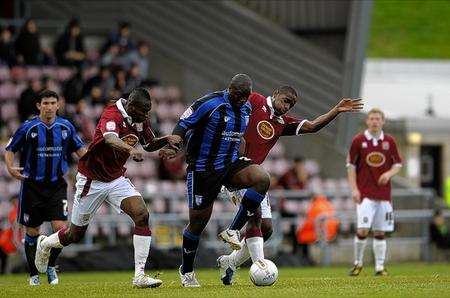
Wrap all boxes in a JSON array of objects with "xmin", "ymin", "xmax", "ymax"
[
  {"xmin": 299, "ymin": 98, "xmax": 363, "ymax": 134},
  {"xmin": 143, "ymin": 135, "xmax": 182, "ymax": 152}
]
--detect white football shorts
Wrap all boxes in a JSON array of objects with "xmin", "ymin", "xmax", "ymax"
[
  {"xmin": 356, "ymin": 198, "xmax": 394, "ymax": 232},
  {"xmin": 71, "ymin": 172, "xmax": 141, "ymax": 226}
]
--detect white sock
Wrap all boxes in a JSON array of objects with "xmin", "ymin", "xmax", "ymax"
[
  {"xmin": 354, "ymin": 236, "xmax": 367, "ymax": 266},
  {"xmin": 133, "ymin": 235, "xmax": 152, "ymax": 277},
  {"xmin": 246, "ymin": 237, "xmax": 264, "ymax": 263},
  {"xmin": 373, "ymin": 238, "xmax": 387, "ymax": 272},
  {"xmin": 42, "ymin": 232, "xmax": 64, "ymax": 249},
  {"xmin": 229, "ymin": 239, "xmax": 250, "ymax": 267}
]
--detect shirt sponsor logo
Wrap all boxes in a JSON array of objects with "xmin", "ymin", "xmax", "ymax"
[
  {"xmin": 366, "ymin": 151, "xmax": 386, "ymax": 167},
  {"xmin": 257, "ymin": 121, "xmax": 275, "ymax": 140},
  {"xmin": 121, "ymin": 134, "xmax": 139, "ymax": 147},
  {"xmin": 106, "ymin": 121, "xmax": 116, "ymax": 131},
  {"xmin": 382, "ymin": 141, "xmax": 390, "ymax": 150}
]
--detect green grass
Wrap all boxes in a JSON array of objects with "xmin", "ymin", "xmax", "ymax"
[
  {"xmin": 368, "ymin": 0, "xmax": 450, "ymax": 58},
  {"xmin": 1, "ymin": 263, "xmax": 450, "ymax": 298}
]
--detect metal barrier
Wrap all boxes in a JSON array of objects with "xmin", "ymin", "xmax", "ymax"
[{"xmin": 53, "ymin": 188, "xmax": 444, "ymax": 265}]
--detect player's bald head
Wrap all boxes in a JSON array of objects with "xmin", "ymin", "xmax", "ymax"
[
  {"xmin": 229, "ymin": 73, "xmax": 252, "ymax": 93},
  {"xmin": 228, "ymin": 74, "xmax": 252, "ymax": 107}
]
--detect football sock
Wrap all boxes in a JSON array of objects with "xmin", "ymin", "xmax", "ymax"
[
  {"xmin": 133, "ymin": 226, "xmax": 152, "ymax": 277},
  {"xmin": 42, "ymin": 229, "xmax": 66, "ymax": 249},
  {"xmin": 229, "ymin": 189, "xmax": 265, "ymax": 230},
  {"xmin": 246, "ymin": 236, "xmax": 264, "ymax": 263},
  {"xmin": 24, "ymin": 234, "xmax": 39, "ymax": 276},
  {"xmin": 229, "ymin": 239, "xmax": 250, "ymax": 267},
  {"xmin": 373, "ymin": 238, "xmax": 387, "ymax": 272},
  {"xmin": 354, "ymin": 236, "xmax": 367, "ymax": 266},
  {"xmin": 48, "ymin": 248, "xmax": 62, "ymax": 267},
  {"xmin": 181, "ymin": 229, "xmax": 200, "ymax": 274}
]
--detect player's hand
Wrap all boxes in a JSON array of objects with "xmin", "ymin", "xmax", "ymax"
[
  {"xmin": 378, "ymin": 172, "xmax": 391, "ymax": 186},
  {"xmin": 165, "ymin": 135, "xmax": 183, "ymax": 151},
  {"xmin": 7, "ymin": 167, "xmax": 27, "ymax": 180},
  {"xmin": 130, "ymin": 148, "xmax": 144, "ymax": 162},
  {"xmin": 336, "ymin": 98, "xmax": 364, "ymax": 113},
  {"xmin": 159, "ymin": 146, "xmax": 178, "ymax": 160},
  {"xmin": 351, "ymin": 188, "xmax": 361, "ymax": 204}
]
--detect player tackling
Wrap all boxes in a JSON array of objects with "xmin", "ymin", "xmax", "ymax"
[
  {"xmin": 347, "ymin": 108, "xmax": 402, "ymax": 276},
  {"xmin": 35, "ymin": 88, "xmax": 179, "ymax": 288},
  {"xmin": 218, "ymin": 87, "xmax": 363, "ymax": 285}
]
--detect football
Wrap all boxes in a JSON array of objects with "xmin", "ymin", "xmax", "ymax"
[{"xmin": 249, "ymin": 259, "xmax": 278, "ymax": 286}]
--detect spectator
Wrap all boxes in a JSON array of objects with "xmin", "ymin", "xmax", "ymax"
[
  {"xmin": 83, "ymin": 65, "xmax": 114, "ymax": 97},
  {"xmin": 430, "ymin": 210, "xmax": 450, "ymax": 249},
  {"xmin": 122, "ymin": 40, "xmax": 150, "ymax": 78},
  {"xmin": 15, "ymin": 19, "xmax": 42, "ymax": 65},
  {"xmin": 0, "ymin": 195, "xmax": 21, "ymax": 274},
  {"xmin": 125, "ymin": 63, "xmax": 142, "ymax": 93},
  {"xmin": 18, "ymin": 78, "xmax": 41, "ymax": 122},
  {"xmin": 113, "ymin": 66, "xmax": 127, "ymax": 92},
  {"xmin": 83, "ymin": 85, "xmax": 105, "ymax": 106},
  {"xmin": 101, "ymin": 44, "xmax": 121, "ymax": 67},
  {"xmin": 295, "ymin": 194, "xmax": 339, "ymax": 265},
  {"xmin": 63, "ymin": 69, "xmax": 84, "ymax": 104},
  {"xmin": 0, "ymin": 26, "xmax": 15, "ymax": 66},
  {"xmin": 278, "ymin": 156, "xmax": 308, "ymax": 190},
  {"xmin": 54, "ymin": 18, "xmax": 85, "ymax": 67},
  {"xmin": 101, "ymin": 21, "xmax": 134, "ymax": 55}
]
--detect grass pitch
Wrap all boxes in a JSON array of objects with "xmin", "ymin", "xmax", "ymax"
[{"xmin": 1, "ymin": 263, "xmax": 449, "ymax": 298}]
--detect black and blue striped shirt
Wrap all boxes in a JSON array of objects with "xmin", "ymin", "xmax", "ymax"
[
  {"xmin": 177, "ymin": 90, "xmax": 251, "ymax": 171},
  {"xmin": 5, "ymin": 116, "xmax": 84, "ymax": 182}
]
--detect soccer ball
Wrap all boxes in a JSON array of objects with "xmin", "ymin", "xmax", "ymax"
[{"xmin": 249, "ymin": 259, "xmax": 278, "ymax": 286}]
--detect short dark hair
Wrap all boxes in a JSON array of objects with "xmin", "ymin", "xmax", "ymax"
[
  {"xmin": 128, "ymin": 87, "xmax": 151, "ymax": 106},
  {"xmin": 38, "ymin": 90, "xmax": 59, "ymax": 102},
  {"xmin": 276, "ymin": 86, "xmax": 298, "ymax": 98}
]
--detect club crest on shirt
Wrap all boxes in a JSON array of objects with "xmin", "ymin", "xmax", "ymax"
[
  {"xmin": 257, "ymin": 120, "xmax": 275, "ymax": 140},
  {"xmin": 121, "ymin": 134, "xmax": 139, "ymax": 147},
  {"xmin": 366, "ymin": 151, "xmax": 386, "ymax": 167},
  {"xmin": 362, "ymin": 142, "xmax": 368, "ymax": 148},
  {"xmin": 62, "ymin": 130, "xmax": 68, "ymax": 140},
  {"xmin": 382, "ymin": 141, "xmax": 390, "ymax": 150},
  {"xmin": 31, "ymin": 132, "xmax": 37, "ymax": 138}
]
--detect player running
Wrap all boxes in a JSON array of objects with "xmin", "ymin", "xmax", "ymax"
[
  {"xmin": 35, "ymin": 88, "xmax": 179, "ymax": 288},
  {"xmin": 160, "ymin": 74, "xmax": 272, "ymax": 287},
  {"xmin": 5, "ymin": 90, "xmax": 86, "ymax": 285},
  {"xmin": 217, "ymin": 86, "xmax": 363, "ymax": 285},
  {"xmin": 348, "ymin": 108, "xmax": 402, "ymax": 276}
]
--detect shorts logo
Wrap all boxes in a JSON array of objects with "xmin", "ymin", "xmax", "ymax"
[
  {"xmin": 62, "ymin": 130, "xmax": 68, "ymax": 140},
  {"xmin": 23, "ymin": 213, "xmax": 29, "ymax": 223},
  {"xmin": 366, "ymin": 151, "xmax": 386, "ymax": 167},
  {"xmin": 257, "ymin": 121, "xmax": 275, "ymax": 140},
  {"xmin": 363, "ymin": 216, "xmax": 368, "ymax": 223},
  {"xmin": 106, "ymin": 121, "xmax": 116, "ymax": 131},
  {"xmin": 382, "ymin": 141, "xmax": 390, "ymax": 150},
  {"xmin": 121, "ymin": 134, "xmax": 139, "ymax": 147},
  {"xmin": 195, "ymin": 195, "xmax": 203, "ymax": 206}
]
